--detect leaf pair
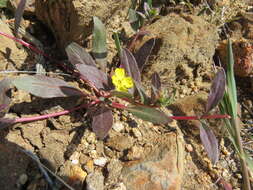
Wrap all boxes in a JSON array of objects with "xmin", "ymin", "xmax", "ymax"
[
  {"xmin": 120, "ymin": 40, "xmax": 155, "ymax": 102},
  {"xmin": 200, "ymin": 68, "xmax": 226, "ymax": 165},
  {"xmin": 66, "ymin": 42, "xmax": 109, "ymax": 90}
]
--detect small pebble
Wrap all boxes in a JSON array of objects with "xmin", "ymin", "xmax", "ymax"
[
  {"xmin": 69, "ymin": 165, "xmax": 87, "ymax": 184},
  {"xmin": 94, "ymin": 157, "xmax": 108, "ymax": 167},
  {"xmin": 185, "ymin": 144, "xmax": 193, "ymax": 152},
  {"xmin": 70, "ymin": 152, "xmax": 80, "ymax": 162},
  {"xmin": 86, "ymin": 133, "xmax": 97, "ymax": 144},
  {"xmin": 112, "ymin": 122, "xmax": 124, "ymax": 132},
  {"xmin": 71, "ymin": 159, "xmax": 79, "ymax": 165},
  {"xmin": 131, "ymin": 128, "xmax": 142, "ymax": 139},
  {"xmin": 126, "ymin": 145, "xmax": 143, "ymax": 160},
  {"xmin": 84, "ymin": 160, "xmax": 94, "ymax": 174},
  {"xmin": 86, "ymin": 171, "xmax": 104, "ymax": 190},
  {"xmin": 235, "ymin": 173, "xmax": 242, "ymax": 179},
  {"xmin": 89, "ymin": 150, "xmax": 98, "ymax": 159}
]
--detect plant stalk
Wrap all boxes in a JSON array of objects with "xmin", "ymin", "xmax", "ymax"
[
  {"xmin": 14, "ymin": 100, "xmax": 101, "ymax": 124},
  {"xmin": 234, "ymin": 117, "xmax": 252, "ymax": 190}
]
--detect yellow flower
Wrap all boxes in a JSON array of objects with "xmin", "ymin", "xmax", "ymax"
[{"xmin": 112, "ymin": 68, "xmax": 134, "ymax": 92}]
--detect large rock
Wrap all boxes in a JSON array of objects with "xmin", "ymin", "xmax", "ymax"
[
  {"xmin": 35, "ymin": 0, "xmax": 132, "ymax": 49},
  {"xmin": 134, "ymin": 13, "xmax": 219, "ymax": 97},
  {"xmin": 121, "ymin": 131, "xmax": 185, "ymax": 190}
]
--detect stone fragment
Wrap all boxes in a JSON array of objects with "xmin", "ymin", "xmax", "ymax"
[
  {"xmin": 84, "ymin": 160, "xmax": 94, "ymax": 174},
  {"xmin": 94, "ymin": 157, "xmax": 107, "ymax": 167},
  {"xmin": 21, "ymin": 121, "xmax": 45, "ymax": 149},
  {"xmin": 216, "ymin": 39, "xmax": 253, "ymax": 77},
  {"xmin": 131, "ymin": 128, "xmax": 142, "ymax": 139},
  {"xmin": 39, "ymin": 143, "xmax": 66, "ymax": 170},
  {"xmin": 105, "ymin": 135, "xmax": 134, "ymax": 152},
  {"xmin": 39, "ymin": 131, "xmax": 70, "ymax": 169},
  {"xmin": 69, "ymin": 165, "xmax": 87, "ymax": 186},
  {"xmin": 112, "ymin": 122, "xmax": 125, "ymax": 132},
  {"xmin": 58, "ymin": 161, "xmax": 87, "ymax": 189},
  {"xmin": 125, "ymin": 145, "xmax": 144, "ymax": 161},
  {"xmin": 86, "ymin": 171, "xmax": 104, "ymax": 190},
  {"xmin": 86, "ymin": 132, "xmax": 97, "ymax": 144},
  {"xmin": 106, "ymin": 159, "xmax": 123, "ymax": 184},
  {"xmin": 6, "ymin": 130, "xmax": 34, "ymax": 151},
  {"xmin": 121, "ymin": 133, "xmax": 184, "ymax": 190}
]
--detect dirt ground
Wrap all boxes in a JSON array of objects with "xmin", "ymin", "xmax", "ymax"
[{"xmin": 0, "ymin": 1, "xmax": 253, "ymax": 190}]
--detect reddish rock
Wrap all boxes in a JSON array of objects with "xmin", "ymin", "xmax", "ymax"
[
  {"xmin": 217, "ymin": 39, "xmax": 253, "ymax": 77},
  {"xmin": 121, "ymin": 133, "xmax": 184, "ymax": 190}
]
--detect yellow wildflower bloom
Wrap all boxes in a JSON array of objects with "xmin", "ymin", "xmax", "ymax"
[{"xmin": 112, "ymin": 68, "xmax": 134, "ymax": 92}]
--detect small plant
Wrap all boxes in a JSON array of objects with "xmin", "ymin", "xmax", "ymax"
[
  {"xmin": 0, "ymin": 16, "xmax": 230, "ymax": 166},
  {"xmin": 128, "ymin": 0, "xmax": 160, "ymax": 31}
]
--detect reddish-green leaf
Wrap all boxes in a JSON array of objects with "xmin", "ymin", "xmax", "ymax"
[
  {"xmin": 120, "ymin": 48, "xmax": 141, "ymax": 84},
  {"xmin": 14, "ymin": 0, "xmax": 27, "ymax": 35},
  {"xmin": 206, "ymin": 69, "xmax": 226, "ymax": 113},
  {"xmin": 0, "ymin": 78, "xmax": 12, "ymax": 117},
  {"xmin": 199, "ymin": 122, "xmax": 219, "ymax": 164},
  {"xmin": 65, "ymin": 42, "xmax": 96, "ymax": 67},
  {"xmin": 92, "ymin": 106, "xmax": 113, "ymax": 139},
  {"xmin": 76, "ymin": 64, "xmax": 108, "ymax": 89},
  {"xmin": 126, "ymin": 105, "xmax": 171, "ymax": 124},
  {"xmin": 110, "ymin": 91, "xmax": 134, "ymax": 101},
  {"xmin": 134, "ymin": 38, "xmax": 155, "ymax": 72},
  {"xmin": 13, "ymin": 75, "xmax": 84, "ymax": 98}
]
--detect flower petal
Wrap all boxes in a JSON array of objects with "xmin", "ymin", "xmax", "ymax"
[
  {"xmin": 122, "ymin": 77, "xmax": 134, "ymax": 89},
  {"xmin": 115, "ymin": 68, "xmax": 125, "ymax": 79}
]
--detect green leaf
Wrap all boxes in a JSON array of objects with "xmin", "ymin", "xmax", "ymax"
[
  {"xmin": 126, "ymin": 105, "xmax": 171, "ymax": 124},
  {"xmin": 92, "ymin": 16, "xmax": 107, "ymax": 71},
  {"xmin": 0, "ymin": 0, "xmax": 8, "ymax": 8},
  {"xmin": 128, "ymin": 8, "xmax": 141, "ymax": 31},
  {"xmin": 147, "ymin": 0, "xmax": 152, "ymax": 7},
  {"xmin": 226, "ymin": 39, "xmax": 237, "ymax": 118}
]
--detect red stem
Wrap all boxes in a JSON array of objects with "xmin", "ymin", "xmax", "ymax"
[{"xmin": 14, "ymin": 100, "xmax": 101, "ymax": 124}]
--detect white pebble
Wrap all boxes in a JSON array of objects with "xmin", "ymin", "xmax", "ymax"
[
  {"xmin": 71, "ymin": 159, "xmax": 79, "ymax": 165},
  {"xmin": 112, "ymin": 122, "xmax": 124, "ymax": 132},
  {"xmin": 94, "ymin": 157, "xmax": 108, "ymax": 167}
]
